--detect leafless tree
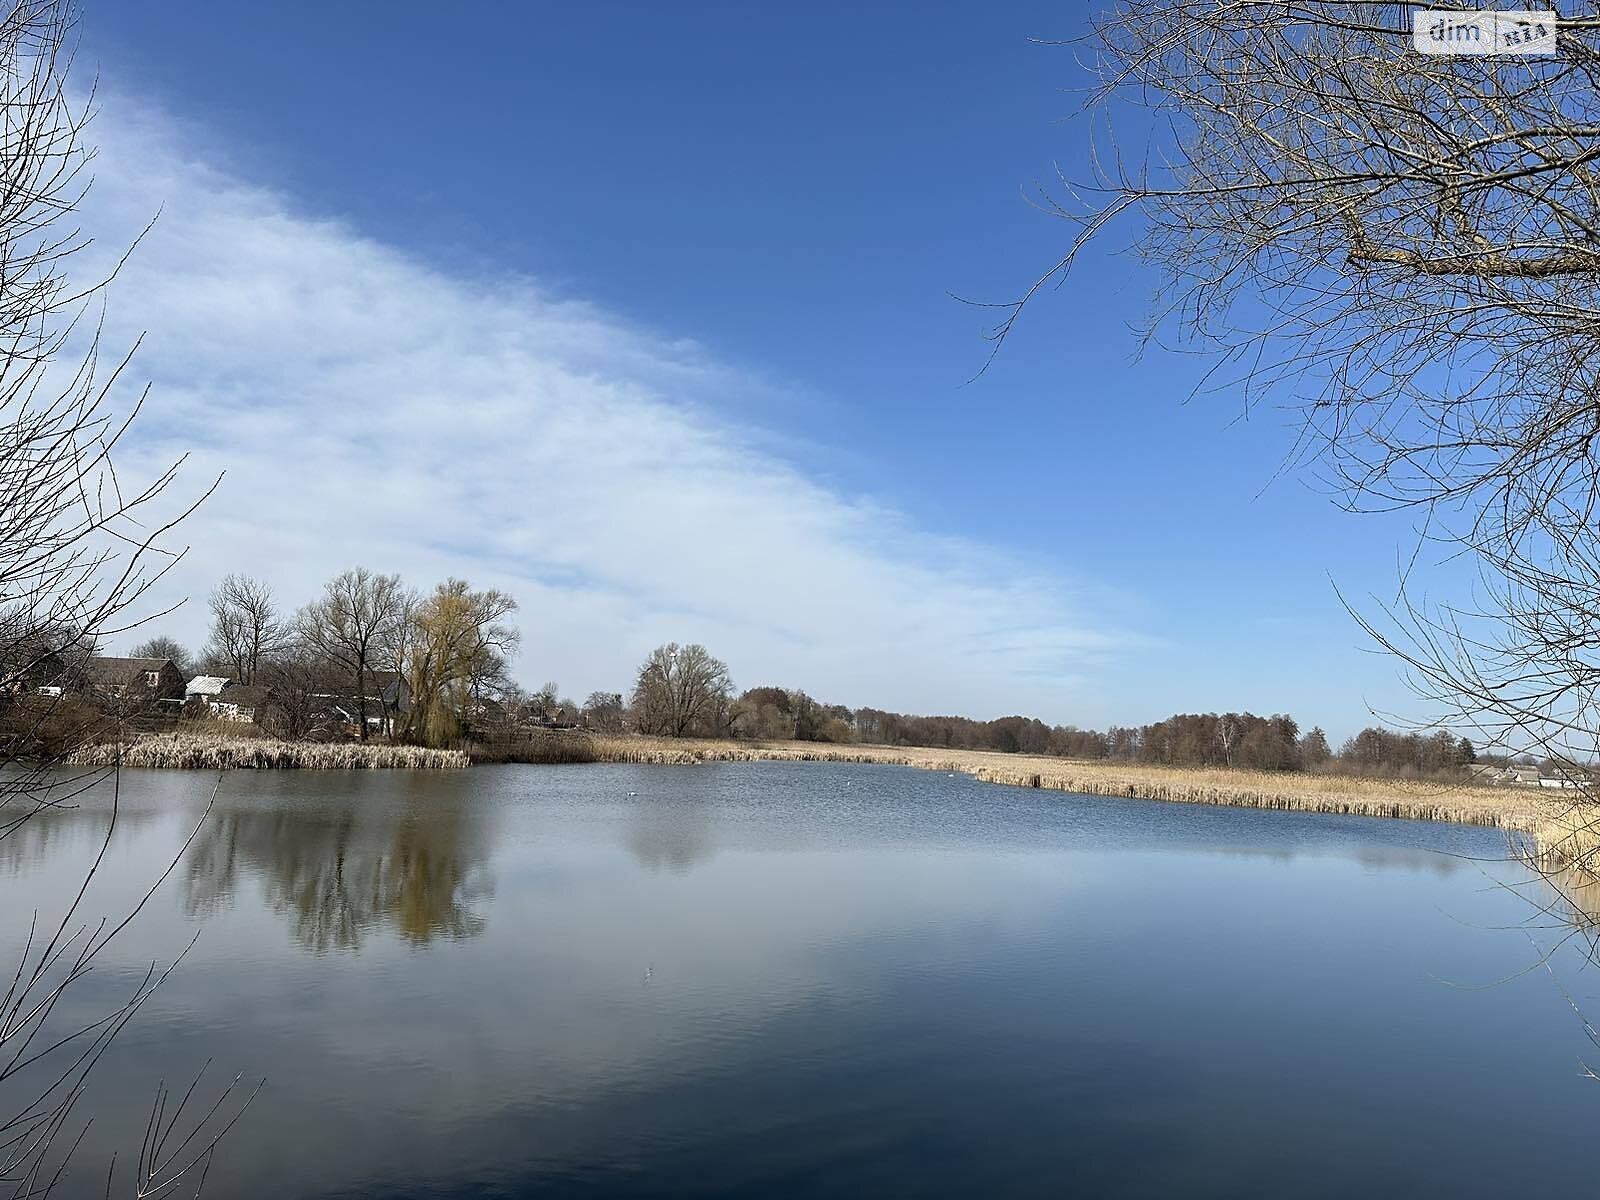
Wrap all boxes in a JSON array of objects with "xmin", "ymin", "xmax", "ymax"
[
  {"xmin": 129, "ymin": 634, "xmax": 189, "ymax": 676},
  {"xmin": 256, "ymin": 635, "xmax": 336, "ymax": 741},
  {"xmin": 295, "ymin": 568, "xmax": 407, "ymax": 740},
  {"xmin": 202, "ymin": 574, "xmax": 279, "ymax": 686},
  {"xmin": 581, "ymin": 691, "xmax": 626, "ymax": 733},
  {"xmin": 997, "ymin": 3, "xmax": 1600, "ymax": 889},
  {"xmin": 0, "ymin": 2, "xmax": 251, "ymax": 1192},
  {"xmin": 630, "ymin": 643, "xmax": 734, "ymax": 738}
]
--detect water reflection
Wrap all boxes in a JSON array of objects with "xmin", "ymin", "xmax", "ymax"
[
  {"xmin": 7, "ymin": 762, "xmax": 1600, "ymax": 1198},
  {"xmin": 626, "ymin": 795, "xmax": 715, "ymax": 873},
  {"xmin": 0, "ymin": 806, "xmax": 152, "ymax": 875},
  {"xmin": 183, "ymin": 788, "xmax": 491, "ymax": 952}
]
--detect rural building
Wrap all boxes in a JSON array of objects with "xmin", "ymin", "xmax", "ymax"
[
  {"xmin": 1537, "ymin": 768, "xmax": 1596, "ymax": 789},
  {"xmin": 307, "ymin": 671, "xmax": 410, "ymax": 736},
  {"xmin": 1, "ymin": 633, "xmax": 86, "ymax": 695},
  {"xmin": 185, "ymin": 675, "xmax": 230, "ymax": 704},
  {"xmin": 212, "ymin": 684, "xmax": 270, "ymax": 724},
  {"xmin": 85, "ymin": 656, "xmax": 185, "ymax": 705}
]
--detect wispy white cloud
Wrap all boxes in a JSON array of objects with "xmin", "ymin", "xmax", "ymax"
[{"xmin": 78, "ymin": 94, "xmax": 1137, "ymax": 720}]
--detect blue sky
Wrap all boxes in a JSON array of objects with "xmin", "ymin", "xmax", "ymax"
[{"xmin": 75, "ymin": 2, "xmax": 1443, "ymax": 738}]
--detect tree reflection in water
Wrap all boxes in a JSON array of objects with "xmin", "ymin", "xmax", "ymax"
[
  {"xmin": 626, "ymin": 793, "xmax": 715, "ymax": 874},
  {"xmin": 183, "ymin": 784, "xmax": 491, "ymax": 952}
]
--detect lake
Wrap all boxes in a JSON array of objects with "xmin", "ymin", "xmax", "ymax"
[{"xmin": 3, "ymin": 761, "xmax": 1597, "ymax": 1197}]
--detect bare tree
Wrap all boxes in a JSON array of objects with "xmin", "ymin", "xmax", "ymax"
[
  {"xmin": 1216, "ymin": 715, "xmax": 1243, "ymax": 769},
  {"xmin": 630, "ymin": 643, "xmax": 733, "ymax": 738},
  {"xmin": 129, "ymin": 634, "xmax": 190, "ymax": 675},
  {"xmin": 996, "ymin": 4, "xmax": 1600, "ymax": 885},
  {"xmin": 581, "ymin": 691, "xmax": 626, "ymax": 733},
  {"xmin": 0, "ymin": 2, "xmax": 252, "ymax": 1192},
  {"xmin": 202, "ymin": 574, "xmax": 279, "ymax": 685},
  {"xmin": 256, "ymin": 635, "xmax": 336, "ymax": 741},
  {"xmin": 296, "ymin": 568, "xmax": 407, "ymax": 740}
]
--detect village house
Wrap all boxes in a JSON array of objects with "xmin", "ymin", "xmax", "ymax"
[
  {"xmin": 185, "ymin": 675, "xmax": 231, "ymax": 705},
  {"xmin": 1477, "ymin": 762, "xmax": 1599, "ymax": 788},
  {"xmin": 308, "ymin": 671, "xmax": 411, "ymax": 737},
  {"xmin": 85, "ymin": 656, "xmax": 186, "ymax": 706},
  {"xmin": 212, "ymin": 683, "xmax": 270, "ymax": 724},
  {"xmin": 1, "ymin": 633, "xmax": 85, "ymax": 696},
  {"xmin": 1537, "ymin": 767, "xmax": 1597, "ymax": 789}
]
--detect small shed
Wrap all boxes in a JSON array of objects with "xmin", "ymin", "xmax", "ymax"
[{"xmin": 185, "ymin": 675, "xmax": 230, "ymax": 704}]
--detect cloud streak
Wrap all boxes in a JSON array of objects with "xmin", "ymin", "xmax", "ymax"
[{"xmin": 78, "ymin": 95, "xmax": 1136, "ymax": 720}]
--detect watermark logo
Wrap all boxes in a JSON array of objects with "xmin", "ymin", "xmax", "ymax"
[{"xmin": 1412, "ymin": 9, "xmax": 1557, "ymax": 54}]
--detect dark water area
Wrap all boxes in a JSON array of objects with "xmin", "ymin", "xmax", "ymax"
[{"xmin": 2, "ymin": 761, "xmax": 1596, "ymax": 1197}]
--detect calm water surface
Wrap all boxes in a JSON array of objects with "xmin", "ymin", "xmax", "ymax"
[{"xmin": 3, "ymin": 761, "xmax": 1596, "ymax": 1197}]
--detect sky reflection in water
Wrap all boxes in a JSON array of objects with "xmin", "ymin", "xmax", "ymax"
[{"xmin": 1, "ymin": 761, "xmax": 1593, "ymax": 1198}]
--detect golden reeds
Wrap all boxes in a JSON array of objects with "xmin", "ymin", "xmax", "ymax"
[
  {"xmin": 69, "ymin": 733, "xmax": 468, "ymax": 770},
  {"xmin": 578, "ymin": 734, "xmax": 1554, "ymax": 826}
]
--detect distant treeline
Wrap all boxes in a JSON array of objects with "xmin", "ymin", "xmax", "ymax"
[
  {"xmin": 571, "ymin": 644, "xmax": 1489, "ymax": 780},
  {"xmin": 735, "ymin": 689, "xmax": 1483, "ymax": 779}
]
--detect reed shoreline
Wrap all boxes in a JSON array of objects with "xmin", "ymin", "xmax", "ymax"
[
  {"xmin": 80, "ymin": 727, "xmax": 1600, "ymax": 921},
  {"xmin": 70, "ymin": 728, "xmax": 1589, "ymax": 856},
  {"xmin": 566, "ymin": 732, "xmax": 1557, "ymax": 831},
  {"xmin": 68, "ymin": 732, "xmax": 469, "ymax": 770},
  {"xmin": 570, "ymin": 735, "xmax": 1600, "ymax": 887}
]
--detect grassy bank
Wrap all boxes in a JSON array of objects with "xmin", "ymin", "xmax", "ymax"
[{"xmin": 70, "ymin": 732, "xmax": 469, "ymax": 770}]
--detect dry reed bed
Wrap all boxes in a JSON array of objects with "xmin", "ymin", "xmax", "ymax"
[
  {"xmin": 70, "ymin": 733, "xmax": 469, "ymax": 770},
  {"xmin": 582, "ymin": 734, "xmax": 1560, "ymax": 833}
]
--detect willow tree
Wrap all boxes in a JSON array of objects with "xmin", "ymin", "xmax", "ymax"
[
  {"xmin": 397, "ymin": 579, "xmax": 518, "ymax": 747},
  {"xmin": 1002, "ymin": 3, "xmax": 1600, "ymax": 862}
]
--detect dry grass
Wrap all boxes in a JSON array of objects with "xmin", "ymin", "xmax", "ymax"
[
  {"xmin": 581, "ymin": 733, "xmax": 1557, "ymax": 824},
  {"xmin": 69, "ymin": 732, "xmax": 468, "ymax": 770}
]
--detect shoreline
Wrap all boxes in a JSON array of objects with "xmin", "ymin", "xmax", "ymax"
[
  {"xmin": 71, "ymin": 729, "xmax": 1597, "ymax": 861},
  {"xmin": 68, "ymin": 732, "xmax": 470, "ymax": 770},
  {"xmin": 570, "ymin": 734, "xmax": 1556, "ymax": 833},
  {"xmin": 576, "ymin": 736, "xmax": 1600, "ymax": 895}
]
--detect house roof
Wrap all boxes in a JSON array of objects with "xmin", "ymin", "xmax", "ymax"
[
  {"xmin": 87, "ymin": 656, "xmax": 173, "ymax": 682},
  {"xmin": 186, "ymin": 675, "xmax": 230, "ymax": 696}
]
